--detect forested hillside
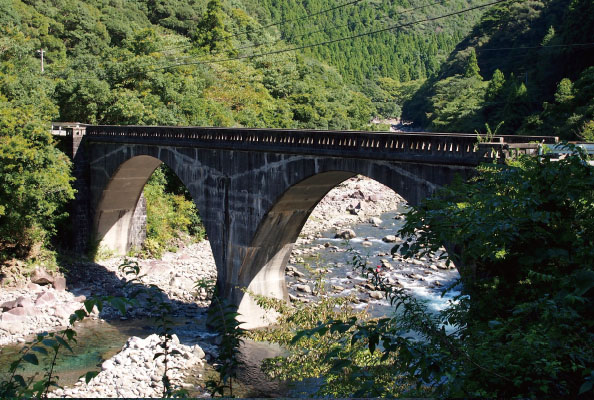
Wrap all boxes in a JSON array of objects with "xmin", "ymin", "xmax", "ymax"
[
  {"xmin": 0, "ymin": 0, "xmax": 384, "ymax": 261},
  {"xmin": 403, "ymin": 0, "xmax": 594, "ymax": 138},
  {"xmin": 247, "ymin": 0, "xmax": 487, "ymax": 117},
  {"xmin": 0, "ymin": 0, "xmax": 379, "ymax": 130}
]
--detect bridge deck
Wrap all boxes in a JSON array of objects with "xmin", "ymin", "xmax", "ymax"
[{"xmin": 57, "ymin": 124, "xmax": 559, "ymax": 166}]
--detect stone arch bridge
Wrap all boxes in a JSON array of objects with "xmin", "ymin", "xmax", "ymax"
[{"xmin": 54, "ymin": 124, "xmax": 556, "ymax": 328}]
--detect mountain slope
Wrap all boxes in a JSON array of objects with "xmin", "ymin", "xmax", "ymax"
[{"xmin": 402, "ymin": 0, "xmax": 594, "ymax": 138}]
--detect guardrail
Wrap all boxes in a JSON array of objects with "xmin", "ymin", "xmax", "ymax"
[{"xmin": 58, "ymin": 124, "xmax": 559, "ymax": 166}]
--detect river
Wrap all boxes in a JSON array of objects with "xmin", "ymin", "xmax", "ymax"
[{"xmin": 0, "ymin": 208, "xmax": 460, "ymax": 397}]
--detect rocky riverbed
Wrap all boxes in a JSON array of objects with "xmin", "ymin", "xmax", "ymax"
[{"xmin": 0, "ymin": 176, "xmax": 457, "ymax": 397}]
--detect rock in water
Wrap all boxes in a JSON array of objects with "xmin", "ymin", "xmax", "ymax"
[
  {"xmin": 369, "ymin": 291, "xmax": 384, "ymax": 300},
  {"xmin": 382, "ymin": 235, "xmax": 397, "ymax": 243},
  {"xmin": 335, "ymin": 229, "xmax": 356, "ymax": 239},
  {"xmin": 369, "ymin": 217, "xmax": 382, "ymax": 227},
  {"xmin": 294, "ymin": 284, "xmax": 312, "ymax": 294}
]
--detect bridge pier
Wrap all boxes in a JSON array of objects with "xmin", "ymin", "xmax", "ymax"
[{"xmin": 55, "ymin": 125, "xmax": 554, "ymax": 329}]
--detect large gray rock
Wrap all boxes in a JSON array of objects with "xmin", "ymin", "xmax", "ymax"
[
  {"xmin": 382, "ymin": 235, "xmax": 397, "ymax": 243},
  {"xmin": 369, "ymin": 217, "xmax": 382, "ymax": 227},
  {"xmin": 1, "ymin": 307, "xmax": 28, "ymax": 321},
  {"xmin": 335, "ymin": 229, "xmax": 356, "ymax": 240},
  {"xmin": 52, "ymin": 277, "xmax": 67, "ymax": 291},
  {"xmin": 369, "ymin": 291, "xmax": 384, "ymax": 300},
  {"xmin": 30, "ymin": 268, "xmax": 54, "ymax": 285},
  {"xmin": 35, "ymin": 291, "xmax": 56, "ymax": 306},
  {"xmin": 192, "ymin": 344, "xmax": 205, "ymax": 359},
  {"xmin": 294, "ymin": 284, "xmax": 312, "ymax": 294},
  {"xmin": 1, "ymin": 296, "xmax": 33, "ymax": 311}
]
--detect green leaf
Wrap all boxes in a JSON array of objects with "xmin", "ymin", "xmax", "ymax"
[
  {"xmin": 82, "ymin": 371, "xmax": 99, "ymax": 384},
  {"xmin": 153, "ymin": 352, "xmax": 165, "ymax": 360},
  {"xmin": 42, "ymin": 339, "xmax": 58, "ymax": 349},
  {"xmin": 14, "ymin": 374, "xmax": 26, "ymax": 387},
  {"xmin": 574, "ymin": 270, "xmax": 594, "ymax": 296},
  {"xmin": 74, "ymin": 309, "xmax": 87, "ymax": 321},
  {"xmin": 110, "ymin": 297, "xmax": 127, "ymax": 315},
  {"xmin": 31, "ymin": 346, "xmax": 48, "ymax": 356},
  {"xmin": 84, "ymin": 299, "xmax": 95, "ymax": 313},
  {"xmin": 55, "ymin": 335, "xmax": 73, "ymax": 352},
  {"xmin": 22, "ymin": 353, "xmax": 39, "ymax": 365}
]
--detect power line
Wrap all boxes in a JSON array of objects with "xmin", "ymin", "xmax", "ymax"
[
  {"xmin": 160, "ymin": 0, "xmax": 366, "ymax": 52},
  {"xmin": 476, "ymin": 42, "xmax": 594, "ymax": 52},
  {"xmin": 160, "ymin": 0, "xmax": 449, "ymax": 54},
  {"xmin": 229, "ymin": 0, "xmax": 366, "ymax": 39},
  {"xmin": 149, "ymin": 0, "xmax": 514, "ymax": 72},
  {"xmin": 231, "ymin": 0, "xmax": 453, "ymax": 55}
]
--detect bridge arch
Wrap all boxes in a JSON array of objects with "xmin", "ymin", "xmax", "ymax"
[
  {"xmin": 94, "ymin": 155, "xmax": 162, "ymax": 254},
  {"xmin": 92, "ymin": 153, "xmax": 214, "ymax": 259},
  {"xmin": 234, "ymin": 165, "xmax": 433, "ymax": 328}
]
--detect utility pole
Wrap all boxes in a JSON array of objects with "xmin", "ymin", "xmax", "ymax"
[{"xmin": 37, "ymin": 48, "xmax": 45, "ymax": 73}]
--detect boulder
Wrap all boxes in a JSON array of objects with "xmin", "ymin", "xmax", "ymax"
[
  {"xmin": 101, "ymin": 359, "xmax": 115, "ymax": 371},
  {"xmin": 53, "ymin": 277, "xmax": 67, "ymax": 291},
  {"xmin": 382, "ymin": 235, "xmax": 397, "ymax": 243},
  {"xmin": 294, "ymin": 284, "xmax": 312, "ymax": 294},
  {"xmin": 369, "ymin": 217, "xmax": 382, "ymax": 227},
  {"xmin": 349, "ymin": 189, "xmax": 365, "ymax": 200},
  {"xmin": 54, "ymin": 307, "xmax": 73, "ymax": 320},
  {"xmin": 2, "ymin": 321, "xmax": 25, "ymax": 335},
  {"xmin": 192, "ymin": 345, "xmax": 206, "ymax": 359},
  {"xmin": 27, "ymin": 282, "xmax": 42, "ymax": 291},
  {"xmin": 30, "ymin": 267, "xmax": 54, "ymax": 285},
  {"xmin": 367, "ymin": 193, "xmax": 380, "ymax": 202},
  {"xmin": 335, "ymin": 229, "xmax": 356, "ymax": 240},
  {"xmin": 347, "ymin": 202, "xmax": 364, "ymax": 215},
  {"xmin": 369, "ymin": 291, "xmax": 384, "ymax": 300},
  {"xmin": 293, "ymin": 270, "xmax": 305, "ymax": 278},
  {"xmin": 35, "ymin": 291, "xmax": 56, "ymax": 306},
  {"xmin": 362, "ymin": 240, "xmax": 373, "ymax": 247},
  {"xmin": 1, "ymin": 307, "xmax": 28, "ymax": 321},
  {"xmin": 73, "ymin": 295, "xmax": 87, "ymax": 302},
  {"xmin": 1, "ymin": 299, "xmax": 18, "ymax": 311}
]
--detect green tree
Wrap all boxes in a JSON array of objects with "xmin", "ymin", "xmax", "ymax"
[
  {"xmin": 0, "ymin": 105, "xmax": 75, "ymax": 260},
  {"xmin": 464, "ymin": 49, "xmax": 481, "ymax": 78},
  {"xmin": 193, "ymin": 0, "xmax": 231, "ymax": 53}
]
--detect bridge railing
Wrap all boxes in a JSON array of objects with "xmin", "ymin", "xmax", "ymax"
[{"xmin": 84, "ymin": 125, "xmax": 557, "ymax": 165}]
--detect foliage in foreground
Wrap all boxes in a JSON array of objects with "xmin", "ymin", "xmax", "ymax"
[
  {"xmin": 247, "ymin": 264, "xmax": 409, "ymax": 397},
  {"xmin": 0, "ymin": 105, "xmax": 75, "ymax": 262},
  {"xmin": 269, "ymin": 148, "xmax": 594, "ymax": 398}
]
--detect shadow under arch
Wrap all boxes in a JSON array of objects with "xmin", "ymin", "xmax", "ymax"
[
  {"xmin": 234, "ymin": 170, "xmax": 416, "ymax": 329},
  {"xmin": 93, "ymin": 154, "xmax": 209, "ymax": 257}
]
